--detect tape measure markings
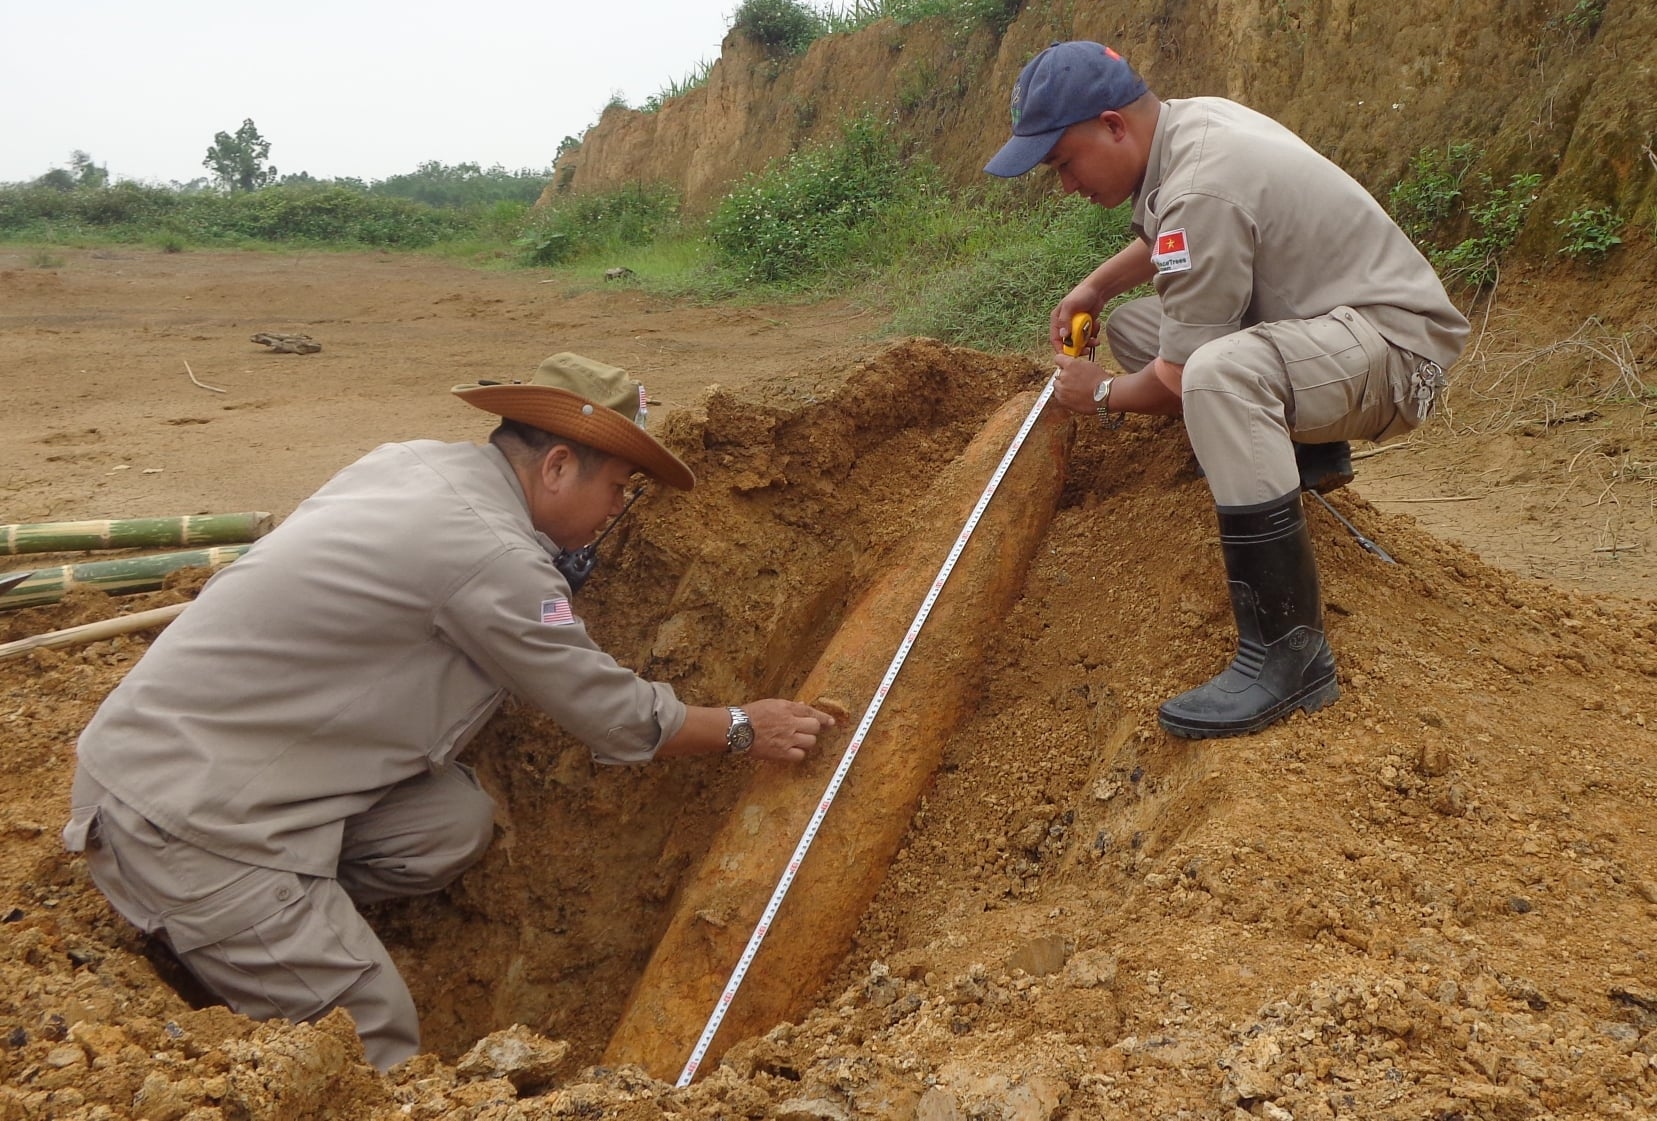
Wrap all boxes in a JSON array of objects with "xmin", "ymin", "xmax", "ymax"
[{"xmin": 675, "ymin": 378, "xmax": 1060, "ymax": 1086}]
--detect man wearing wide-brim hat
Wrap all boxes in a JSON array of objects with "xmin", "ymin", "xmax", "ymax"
[{"xmin": 63, "ymin": 352, "xmax": 836, "ymax": 1070}]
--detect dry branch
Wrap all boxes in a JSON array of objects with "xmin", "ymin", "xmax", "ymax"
[
  {"xmin": 184, "ymin": 361, "xmax": 226, "ymax": 393},
  {"xmin": 0, "ymin": 603, "xmax": 188, "ymax": 662}
]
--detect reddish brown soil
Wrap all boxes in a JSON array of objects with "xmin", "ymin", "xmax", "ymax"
[{"xmin": 1, "ymin": 247, "xmax": 1654, "ymax": 1121}]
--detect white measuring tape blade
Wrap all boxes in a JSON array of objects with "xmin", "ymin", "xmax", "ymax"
[{"xmin": 675, "ymin": 378, "xmax": 1059, "ymax": 1087}]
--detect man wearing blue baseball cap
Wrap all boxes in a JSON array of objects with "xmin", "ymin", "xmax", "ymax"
[{"xmin": 987, "ymin": 41, "xmax": 1469, "ymax": 740}]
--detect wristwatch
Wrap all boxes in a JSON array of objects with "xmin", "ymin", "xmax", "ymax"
[
  {"xmin": 726, "ymin": 707, "xmax": 755, "ymax": 755},
  {"xmin": 1093, "ymin": 376, "xmax": 1124, "ymax": 429}
]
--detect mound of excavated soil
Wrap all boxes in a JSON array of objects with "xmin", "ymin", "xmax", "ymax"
[{"xmin": 3, "ymin": 333, "xmax": 1655, "ymax": 1121}]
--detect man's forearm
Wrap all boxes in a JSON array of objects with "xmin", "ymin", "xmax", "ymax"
[
  {"xmin": 1085, "ymin": 239, "xmax": 1156, "ymax": 302},
  {"xmin": 1104, "ymin": 358, "xmax": 1184, "ymax": 415}
]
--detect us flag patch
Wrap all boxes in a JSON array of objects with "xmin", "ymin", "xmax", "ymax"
[
  {"xmin": 540, "ymin": 597, "xmax": 575, "ymax": 626},
  {"xmin": 1151, "ymin": 228, "xmax": 1192, "ymax": 274}
]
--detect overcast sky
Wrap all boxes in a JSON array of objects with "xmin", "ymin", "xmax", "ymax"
[{"xmin": 1, "ymin": 0, "xmax": 738, "ymax": 186}]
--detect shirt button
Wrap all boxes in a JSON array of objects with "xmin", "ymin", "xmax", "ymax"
[{"xmin": 276, "ymin": 887, "xmax": 293, "ymax": 901}]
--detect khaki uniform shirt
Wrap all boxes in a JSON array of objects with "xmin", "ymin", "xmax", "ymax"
[
  {"xmin": 1132, "ymin": 97, "xmax": 1468, "ymax": 368},
  {"xmin": 72, "ymin": 440, "xmax": 686, "ymax": 876}
]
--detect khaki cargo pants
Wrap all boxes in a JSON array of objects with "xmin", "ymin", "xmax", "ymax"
[
  {"xmin": 63, "ymin": 763, "xmax": 495, "ymax": 1071},
  {"xmin": 1106, "ymin": 296, "xmax": 1445, "ymax": 507}
]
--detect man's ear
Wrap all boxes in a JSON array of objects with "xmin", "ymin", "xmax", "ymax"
[
  {"xmin": 539, "ymin": 444, "xmax": 574, "ymax": 490},
  {"xmin": 1098, "ymin": 110, "xmax": 1129, "ymax": 142}
]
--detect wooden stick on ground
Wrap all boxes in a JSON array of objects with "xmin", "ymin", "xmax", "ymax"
[
  {"xmin": 1375, "ymin": 495, "xmax": 1481, "ymax": 503},
  {"xmin": 184, "ymin": 361, "xmax": 226, "ymax": 394},
  {"xmin": 0, "ymin": 603, "xmax": 187, "ymax": 662},
  {"xmin": 1352, "ymin": 443, "xmax": 1411, "ymax": 461}
]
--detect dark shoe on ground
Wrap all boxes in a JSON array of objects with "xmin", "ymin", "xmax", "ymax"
[
  {"xmin": 1158, "ymin": 492, "xmax": 1340, "ymax": 739},
  {"xmin": 1295, "ymin": 440, "xmax": 1354, "ymax": 494}
]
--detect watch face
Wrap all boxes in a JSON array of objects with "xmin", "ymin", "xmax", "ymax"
[{"xmin": 728, "ymin": 709, "xmax": 755, "ymax": 753}]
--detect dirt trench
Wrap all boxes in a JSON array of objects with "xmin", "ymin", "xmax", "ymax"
[{"xmin": 370, "ymin": 339, "xmax": 1049, "ymax": 1067}]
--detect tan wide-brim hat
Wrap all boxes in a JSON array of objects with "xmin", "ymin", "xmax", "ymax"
[{"xmin": 453, "ymin": 353, "xmax": 695, "ymax": 490}]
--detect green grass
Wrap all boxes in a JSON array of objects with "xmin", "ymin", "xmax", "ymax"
[
  {"xmin": 536, "ymin": 171, "xmax": 1137, "ymax": 356},
  {"xmin": 29, "ymin": 108, "xmax": 1611, "ymax": 359}
]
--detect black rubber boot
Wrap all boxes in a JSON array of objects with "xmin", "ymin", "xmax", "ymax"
[
  {"xmin": 1158, "ymin": 493, "xmax": 1340, "ymax": 739},
  {"xmin": 1295, "ymin": 440, "xmax": 1353, "ymax": 493}
]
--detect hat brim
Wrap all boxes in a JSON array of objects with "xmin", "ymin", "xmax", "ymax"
[
  {"xmin": 453, "ymin": 383, "xmax": 696, "ymax": 490},
  {"xmin": 984, "ymin": 127, "xmax": 1066, "ymax": 178}
]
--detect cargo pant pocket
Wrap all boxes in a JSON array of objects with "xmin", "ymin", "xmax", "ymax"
[
  {"xmin": 162, "ymin": 867, "xmax": 380, "ymax": 1024},
  {"xmin": 1270, "ymin": 307, "xmax": 1399, "ymax": 445}
]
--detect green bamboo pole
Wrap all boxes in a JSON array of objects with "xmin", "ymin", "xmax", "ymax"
[
  {"xmin": 0, "ymin": 512, "xmax": 274, "ymax": 556},
  {"xmin": 0, "ymin": 546, "xmax": 250, "ymax": 611}
]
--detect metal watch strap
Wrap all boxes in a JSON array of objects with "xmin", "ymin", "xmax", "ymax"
[
  {"xmin": 725, "ymin": 706, "xmax": 754, "ymax": 754},
  {"xmin": 1094, "ymin": 376, "xmax": 1124, "ymax": 429}
]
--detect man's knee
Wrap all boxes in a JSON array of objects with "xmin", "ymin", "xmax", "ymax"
[
  {"xmin": 422, "ymin": 784, "xmax": 496, "ymax": 883},
  {"xmin": 171, "ymin": 872, "xmax": 422, "ymax": 1070},
  {"xmin": 340, "ymin": 768, "xmax": 496, "ymax": 901},
  {"xmin": 1104, "ymin": 296, "xmax": 1161, "ymax": 372},
  {"xmin": 1180, "ymin": 332, "xmax": 1279, "ymax": 397}
]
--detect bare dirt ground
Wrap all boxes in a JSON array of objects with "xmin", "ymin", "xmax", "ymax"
[{"xmin": 2, "ymin": 247, "xmax": 1655, "ymax": 1120}]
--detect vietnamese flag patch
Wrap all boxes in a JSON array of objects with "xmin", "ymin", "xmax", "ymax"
[{"xmin": 1152, "ymin": 228, "xmax": 1192, "ymax": 274}]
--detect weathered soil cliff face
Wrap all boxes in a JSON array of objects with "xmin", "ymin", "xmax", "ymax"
[{"xmin": 556, "ymin": 0, "xmax": 1657, "ymax": 241}]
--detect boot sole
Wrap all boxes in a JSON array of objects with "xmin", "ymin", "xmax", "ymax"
[{"xmin": 1158, "ymin": 676, "xmax": 1341, "ymax": 740}]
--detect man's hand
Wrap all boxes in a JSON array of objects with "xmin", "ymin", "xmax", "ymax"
[
  {"xmin": 1050, "ymin": 284, "xmax": 1106, "ymax": 353},
  {"xmin": 1051, "ymin": 353, "xmax": 1111, "ymax": 415},
  {"xmin": 743, "ymin": 699, "xmax": 838, "ymax": 763},
  {"xmin": 656, "ymin": 700, "xmax": 838, "ymax": 762}
]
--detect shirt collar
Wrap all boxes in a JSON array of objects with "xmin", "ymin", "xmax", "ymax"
[
  {"xmin": 480, "ymin": 442, "xmax": 560, "ymax": 558},
  {"xmin": 1132, "ymin": 100, "xmax": 1173, "ymax": 237}
]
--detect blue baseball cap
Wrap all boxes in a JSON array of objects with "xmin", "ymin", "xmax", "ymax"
[{"xmin": 984, "ymin": 41, "xmax": 1149, "ymax": 178}]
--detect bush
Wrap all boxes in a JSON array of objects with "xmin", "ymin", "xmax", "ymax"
[
  {"xmin": 731, "ymin": 0, "xmax": 825, "ymax": 55},
  {"xmin": 0, "ymin": 182, "xmax": 474, "ymax": 248},
  {"xmin": 513, "ymin": 183, "xmax": 681, "ymax": 266},
  {"xmin": 821, "ymin": 0, "xmax": 1024, "ymax": 36},
  {"xmin": 1433, "ymin": 171, "xmax": 1542, "ymax": 289},
  {"xmin": 1389, "ymin": 143, "xmax": 1477, "ymax": 242},
  {"xmin": 708, "ymin": 113, "xmax": 921, "ymax": 285},
  {"xmin": 368, "ymin": 161, "xmax": 552, "ymax": 208},
  {"xmin": 887, "ymin": 193, "xmax": 1136, "ymax": 351},
  {"xmin": 886, "ymin": 0, "xmax": 1023, "ymax": 36},
  {"xmin": 1556, "ymin": 206, "xmax": 1623, "ymax": 260}
]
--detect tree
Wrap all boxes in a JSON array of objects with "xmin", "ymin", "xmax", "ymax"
[
  {"xmin": 204, "ymin": 119, "xmax": 277, "ymax": 192},
  {"xmin": 33, "ymin": 151, "xmax": 108, "ymax": 190},
  {"xmin": 69, "ymin": 150, "xmax": 109, "ymax": 188}
]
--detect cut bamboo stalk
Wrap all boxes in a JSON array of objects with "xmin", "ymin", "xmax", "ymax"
[
  {"xmin": 0, "ymin": 546, "xmax": 250, "ymax": 611},
  {"xmin": 0, "ymin": 603, "xmax": 188, "ymax": 661},
  {"xmin": 0, "ymin": 512, "xmax": 274, "ymax": 556},
  {"xmin": 602, "ymin": 390, "xmax": 1073, "ymax": 1080}
]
